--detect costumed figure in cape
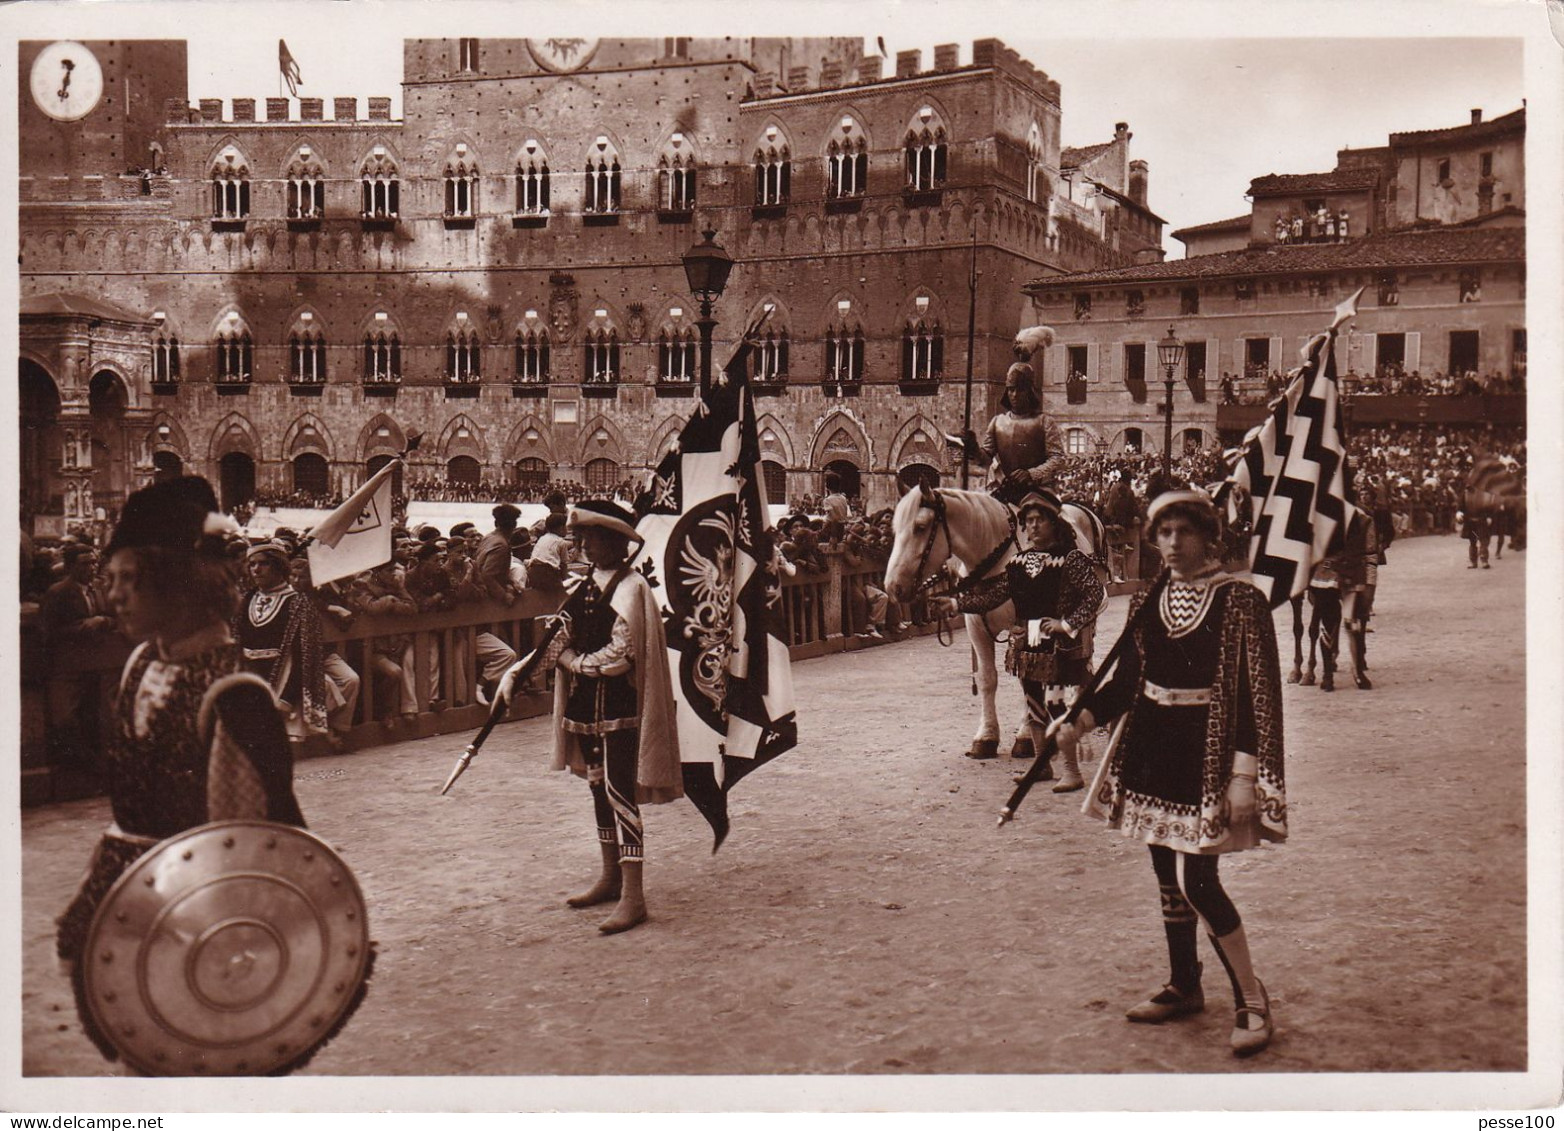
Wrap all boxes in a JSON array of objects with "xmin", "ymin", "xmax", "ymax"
[
  {"xmin": 1054, "ymin": 488, "xmax": 1286, "ymax": 1058},
  {"xmin": 551, "ymin": 499, "xmax": 683, "ymax": 934}
]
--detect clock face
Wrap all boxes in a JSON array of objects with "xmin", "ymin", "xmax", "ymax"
[
  {"xmin": 30, "ymin": 41, "xmax": 104, "ymax": 122},
  {"xmin": 527, "ymin": 38, "xmax": 599, "ymax": 74}
]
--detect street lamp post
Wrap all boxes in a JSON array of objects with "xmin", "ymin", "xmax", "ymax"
[
  {"xmin": 1156, "ymin": 325, "xmax": 1185, "ymax": 482},
  {"xmin": 681, "ymin": 228, "xmax": 735, "ymax": 396}
]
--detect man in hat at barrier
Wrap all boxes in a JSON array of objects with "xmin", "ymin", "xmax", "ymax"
[
  {"xmin": 551, "ymin": 499, "xmax": 681, "ymax": 934},
  {"xmin": 234, "ymin": 540, "xmax": 327, "ymax": 744}
]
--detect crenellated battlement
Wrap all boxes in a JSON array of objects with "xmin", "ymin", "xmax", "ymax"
[
  {"xmin": 747, "ymin": 38, "xmax": 1060, "ymax": 105},
  {"xmin": 167, "ymin": 96, "xmax": 397, "ymax": 125}
]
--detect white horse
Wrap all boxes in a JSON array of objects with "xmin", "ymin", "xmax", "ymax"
[{"xmin": 884, "ymin": 484, "xmax": 1108, "ymax": 759}]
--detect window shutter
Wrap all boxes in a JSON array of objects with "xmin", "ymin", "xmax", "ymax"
[
  {"xmin": 1234, "ymin": 338, "xmax": 1247, "ymax": 374},
  {"xmin": 1405, "ymin": 331, "xmax": 1421, "ymax": 372},
  {"xmin": 1360, "ymin": 332, "xmax": 1377, "ymax": 375},
  {"xmin": 1268, "ymin": 337, "xmax": 1283, "ymax": 373}
]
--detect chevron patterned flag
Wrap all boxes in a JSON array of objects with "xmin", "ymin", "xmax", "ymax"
[
  {"xmin": 1464, "ymin": 454, "xmax": 1523, "ymax": 512},
  {"xmin": 633, "ymin": 327, "xmax": 798, "ymax": 850},
  {"xmin": 1230, "ymin": 290, "xmax": 1361, "ymax": 607}
]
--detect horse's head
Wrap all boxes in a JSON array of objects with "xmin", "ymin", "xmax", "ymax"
[{"xmin": 884, "ymin": 483, "xmax": 945, "ymax": 603}]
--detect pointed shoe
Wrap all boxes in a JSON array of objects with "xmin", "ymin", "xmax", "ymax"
[
  {"xmin": 1125, "ymin": 982, "xmax": 1205, "ymax": 1024},
  {"xmin": 1231, "ymin": 980, "xmax": 1274, "ymax": 1057}
]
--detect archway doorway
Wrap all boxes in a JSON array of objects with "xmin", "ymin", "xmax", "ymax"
[
  {"xmin": 152, "ymin": 450, "xmax": 183, "ymax": 482},
  {"xmin": 513, "ymin": 457, "xmax": 549, "ymax": 495},
  {"xmin": 896, "ymin": 463, "xmax": 940, "ymax": 494},
  {"xmin": 760, "ymin": 459, "xmax": 788, "ymax": 504},
  {"xmin": 19, "ymin": 360, "xmax": 62, "ymax": 521},
  {"xmin": 823, "ymin": 459, "xmax": 860, "ymax": 500},
  {"xmin": 585, "ymin": 458, "xmax": 621, "ymax": 496},
  {"xmin": 366, "ymin": 454, "xmax": 405, "ymax": 498},
  {"xmin": 218, "ymin": 451, "xmax": 256, "ymax": 511},
  {"xmin": 447, "ymin": 455, "xmax": 482, "ymax": 487},
  {"xmin": 88, "ymin": 371, "xmax": 129, "ymax": 516},
  {"xmin": 292, "ymin": 452, "xmax": 330, "ymax": 497}
]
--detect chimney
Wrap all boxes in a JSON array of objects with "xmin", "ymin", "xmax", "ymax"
[
  {"xmin": 1470, "ymin": 108, "xmax": 1483, "ymax": 125},
  {"xmin": 1128, "ymin": 159, "xmax": 1148, "ymax": 206},
  {"xmin": 368, "ymin": 96, "xmax": 392, "ymax": 121},
  {"xmin": 266, "ymin": 97, "xmax": 291, "ymax": 122},
  {"xmin": 896, "ymin": 49, "xmax": 921, "ymax": 78},
  {"xmin": 334, "ymin": 97, "xmax": 358, "ymax": 121},
  {"xmin": 1114, "ymin": 121, "xmax": 1131, "ymax": 142},
  {"xmin": 232, "ymin": 98, "xmax": 255, "ymax": 122},
  {"xmin": 933, "ymin": 43, "xmax": 959, "ymax": 71},
  {"xmin": 198, "ymin": 98, "xmax": 223, "ymax": 123}
]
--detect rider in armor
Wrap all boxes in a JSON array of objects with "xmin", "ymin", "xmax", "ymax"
[{"xmin": 955, "ymin": 362, "xmax": 1067, "ymax": 505}]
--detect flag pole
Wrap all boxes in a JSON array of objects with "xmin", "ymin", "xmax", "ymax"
[{"xmin": 960, "ymin": 219, "xmax": 978, "ymax": 489}]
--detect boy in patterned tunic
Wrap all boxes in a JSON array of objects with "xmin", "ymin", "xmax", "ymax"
[{"xmin": 931, "ymin": 489, "xmax": 1104, "ymax": 787}]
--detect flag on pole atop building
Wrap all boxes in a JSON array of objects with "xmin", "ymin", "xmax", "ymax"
[
  {"xmin": 279, "ymin": 40, "xmax": 302, "ymax": 97},
  {"xmin": 1228, "ymin": 288, "xmax": 1362, "ymax": 607},
  {"xmin": 306, "ymin": 459, "xmax": 398, "ymax": 585},
  {"xmin": 633, "ymin": 313, "xmax": 798, "ymax": 850}
]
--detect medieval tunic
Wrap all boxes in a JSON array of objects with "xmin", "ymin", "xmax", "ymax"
[
  {"xmin": 56, "ymin": 637, "xmax": 304, "ymax": 1058},
  {"xmin": 1082, "ymin": 571, "xmax": 1286, "ymax": 855},
  {"xmin": 551, "ymin": 566, "xmax": 682, "ymax": 805},
  {"xmin": 954, "ymin": 547, "xmax": 1104, "ymax": 714},
  {"xmin": 234, "ymin": 583, "xmax": 327, "ymax": 738}
]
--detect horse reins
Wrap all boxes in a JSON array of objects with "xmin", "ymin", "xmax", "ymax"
[{"xmin": 908, "ymin": 490, "xmax": 1017, "ymax": 647}]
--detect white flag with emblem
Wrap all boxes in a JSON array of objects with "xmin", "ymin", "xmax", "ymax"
[{"xmin": 306, "ymin": 459, "xmax": 398, "ymax": 585}]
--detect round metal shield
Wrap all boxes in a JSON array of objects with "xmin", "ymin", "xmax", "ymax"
[{"xmin": 82, "ymin": 820, "xmax": 370, "ymax": 1076}]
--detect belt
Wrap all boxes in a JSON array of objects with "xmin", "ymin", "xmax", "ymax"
[
  {"xmin": 243, "ymin": 647, "xmax": 282, "ymax": 660},
  {"xmin": 1142, "ymin": 680, "xmax": 1211, "ymax": 707}
]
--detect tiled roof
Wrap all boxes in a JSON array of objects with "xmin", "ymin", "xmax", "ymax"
[
  {"xmin": 1061, "ymin": 140, "xmax": 1113, "ymax": 168},
  {"xmin": 1171, "ymin": 214, "xmax": 1251, "ymax": 239},
  {"xmin": 1248, "ymin": 167, "xmax": 1381, "ymax": 196},
  {"xmin": 1024, "ymin": 226, "xmax": 1524, "ymax": 290},
  {"xmin": 1389, "ymin": 108, "xmax": 1524, "ymax": 147},
  {"xmin": 20, "ymin": 292, "xmax": 147, "ymax": 323}
]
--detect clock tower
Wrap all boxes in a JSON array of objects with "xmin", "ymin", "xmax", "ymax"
[{"xmin": 18, "ymin": 39, "xmax": 187, "ymax": 180}]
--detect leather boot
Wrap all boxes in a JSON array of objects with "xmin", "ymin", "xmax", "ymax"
[
  {"xmin": 1029, "ymin": 721, "xmax": 1054, "ymax": 781},
  {"xmin": 566, "ymin": 841, "xmax": 621, "ymax": 908},
  {"xmin": 599, "ymin": 859, "xmax": 648, "ymax": 934},
  {"xmin": 1052, "ymin": 730, "xmax": 1085, "ymax": 792}
]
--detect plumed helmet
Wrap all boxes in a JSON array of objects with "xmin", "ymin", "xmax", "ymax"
[{"xmin": 999, "ymin": 362, "xmax": 1039, "ymax": 412}]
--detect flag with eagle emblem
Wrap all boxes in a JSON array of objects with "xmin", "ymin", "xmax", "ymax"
[{"xmin": 633, "ymin": 327, "xmax": 798, "ymax": 850}]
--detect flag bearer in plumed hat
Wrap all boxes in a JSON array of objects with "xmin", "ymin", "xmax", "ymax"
[
  {"xmin": 1054, "ymin": 488, "xmax": 1287, "ymax": 1058},
  {"xmin": 56, "ymin": 477, "xmax": 307, "ymax": 1061},
  {"xmin": 930, "ymin": 489, "xmax": 1104, "ymax": 789},
  {"xmin": 551, "ymin": 500, "xmax": 682, "ymax": 934}
]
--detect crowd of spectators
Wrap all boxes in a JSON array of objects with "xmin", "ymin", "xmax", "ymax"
[
  {"xmin": 1220, "ymin": 365, "xmax": 1525, "ymax": 406},
  {"xmin": 399, "ymin": 475, "xmax": 636, "ymax": 506}
]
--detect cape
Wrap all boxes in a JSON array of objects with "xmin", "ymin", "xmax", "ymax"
[{"xmin": 550, "ymin": 567, "xmax": 684, "ymax": 804}]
